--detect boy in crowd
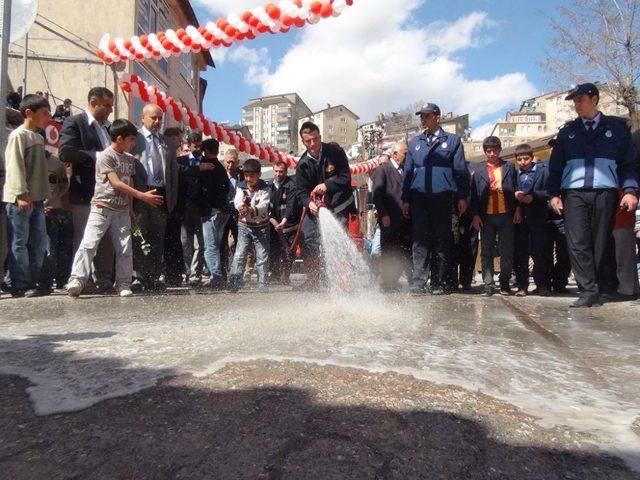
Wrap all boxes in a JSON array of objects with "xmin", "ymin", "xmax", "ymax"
[
  {"xmin": 269, "ymin": 160, "xmax": 302, "ymax": 285},
  {"xmin": 196, "ymin": 139, "xmax": 230, "ymax": 290},
  {"xmin": 40, "ymin": 149, "xmax": 72, "ymax": 292},
  {"xmin": 470, "ymin": 136, "xmax": 521, "ymax": 296},
  {"xmin": 66, "ymin": 119, "xmax": 163, "ymax": 297},
  {"xmin": 513, "ymin": 144, "xmax": 552, "ymax": 296},
  {"xmin": 3, "ymin": 94, "xmax": 51, "ymax": 297},
  {"xmin": 229, "ymin": 158, "xmax": 270, "ymax": 293}
]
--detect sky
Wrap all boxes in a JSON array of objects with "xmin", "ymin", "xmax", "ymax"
[{"xmin": 192, "ymin": 0, "xmax": 565, "ymax": 140}]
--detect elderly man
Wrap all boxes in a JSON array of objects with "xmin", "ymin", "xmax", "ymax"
[
  {"xmin": 59, "ymin": 87, "xmax": 115, "ymax": 292},
  {"xmin": 372, "ymin": 142, "xmax": 411, "ymax": 291},
  {"xmin": 402, "ymin": 103, "xmax": 470, "ymax": 295},
  {"xmin": 220, "ymin": 148, "xmax": 241, "ymax": 280},
  {"xmin": 131, "ymin": 104, "xmax": 179, "ymax": 291}
]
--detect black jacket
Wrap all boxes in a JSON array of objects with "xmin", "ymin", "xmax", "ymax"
[
  {"xmin": 295, "ymin": 142, "xmax": 355, "ymax": 215},
  {"xmin": 516, "ymin": 162, "xmax": 550, "ymax": 226},
  {"xmin": 176, "ymin": 153, "xmax": 203, "ymax": 214},
  {"xmin": 269, "ymin": 176, "xmax": 302, "ymax": 230},
  {"xmin": 470, "ymin": 161, "xmax": 518, "ymax": 217},
  {"xmin": 58, "ymin": 112, "xmax": 106, "ymax": 204},
  {"xmin": 372, "ymin": 161, "xmax": 405, "ymax": 229},
  {"xmin": 195, "ymin": 158, "xmax": 229, "ymax": 216}
]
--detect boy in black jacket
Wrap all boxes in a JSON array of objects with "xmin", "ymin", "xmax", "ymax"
[{"xmin": 196, "ymin": 139, "xmax": 230, "ymax": 289}]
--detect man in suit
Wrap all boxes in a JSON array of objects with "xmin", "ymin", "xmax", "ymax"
[
  {"xmin": 470, "ymin": 136, "xmax": 521, "ymax": 296},
  {"xmin": 58, "ymin": 87, "xmax": 114, "ymax": 292},
  {"xmin": 402, "ymin": 103, "xmax": 470, "ymax": 295},
  {"xmin": 295, "ymin": 121, "xmax": 355, "ymax": 289},
  {"xmin": 548, "ymin": 83, "xmax": 639, "ymax": 307},
  {"xmin": 513, "ymin": 144, "xmax": 553, "ymax": 296},
  {"xmin": 131, "ymin": 104, "xmax": 179, "ymax": 291},
  {"xmin": 372, "ymin": 141, "xmax": 411, "ymax": 291}
]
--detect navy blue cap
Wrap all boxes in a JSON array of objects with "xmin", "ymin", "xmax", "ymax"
[
  {"xmin": 415, "ymin": 103, "xmax": 441, "ymax": 116},
  {"xmin": 565, "ymin": 83, "xmax": 599, "ymax": 100}
]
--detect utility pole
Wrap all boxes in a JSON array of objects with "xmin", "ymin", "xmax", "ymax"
[
  {"xmin": 21, "ymin": 32, "xmax": 27, "ymax": 94},
  {"xmin": 0, "ymin": 0, "xmax": 13, "ymax": 155}
]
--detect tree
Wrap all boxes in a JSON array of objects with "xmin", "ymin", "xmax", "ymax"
[{"xmin": 544, "ymin": 0, "xmax": 640, "ymax": 131}]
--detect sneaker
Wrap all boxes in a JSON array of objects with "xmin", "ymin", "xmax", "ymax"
[
  {"xmin": 66, "ymin": 279, "xmax": 83, "ymax": 298},
  {"xmin": 515, "ymin": 288, "xmax": 527, "ymax": 297},
  {"xmin": 119, "ymin": 287, "xmax": 133, "ymax": 297}
]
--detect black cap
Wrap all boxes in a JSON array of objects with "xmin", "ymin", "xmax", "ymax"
[
  {"xmin": 565, "ymin": 83, "xmax": 599, "ymax": 100},
  {"xmin": 415, "ymin": 103, "xmax": 441, "ymax": 116}
]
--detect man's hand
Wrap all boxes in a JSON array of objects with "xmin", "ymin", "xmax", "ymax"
[
  {"xmin": 550, "ymin": 196, "xmax": 563, "ymax": 216},
  {"xmin": 472, "ymin": 215, "xmax": 483, "ymax": 231},
  {"xmin": 402, "ymin": 202, "xmax": 410, "ymax": 219},
  {"xmin": 457, "ymin": 199, "xmax": 468, "ymax": 216},
  {"xmin": 309, "ymin": 200, "xmax": 319, "ymax": 216},
  {"xmin": 619, "ymin": 193, "xmax": 638, "ymax": 212},
  {"xmin": 270, "ymin": 218, "xmax": 279, "ymax": 228},
  {"xmin": 199, "ymin": 162, "xmax": 215, "ymax": 172},
  {"xmin": 515, "ymin": 191, "xmax": 533, "ymax": 204},
  {"xmin": 140, "ymin": 189, "xmax": 164, "ymax": 207},
  {"xmin": 17, "ymin": 194, "xmax": 33, "ymax": 212},
  {"xmin": 381, "ymin": 215, "xmax": 391, "ymax": 228},
  {"xmin": 513, "ymin": 207, "xmax": 522, "ymax": 225},
  {"xmin": 238, "ymin": 205, "xmax": 251, "ymax": 216},
  {"xmin": 275, "ymin": 219, "xmax": 287, "ymax": 232},
  {"xmin": 312, "ymin": 183, "xmax": 327, "ymax": 196}
]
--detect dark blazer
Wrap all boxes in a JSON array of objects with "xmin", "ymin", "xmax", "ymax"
[
  {"xmin": 372, "ymin": 161, "xmax": 405, "ymax": 229},
  {"xmin": 295, "ymin": 142, "xmax": 355, "ymax": 216},
  {"xmin": 470, "ymin": 161, "xmax": 518, "ymax": 217},
  {"xmin": 516, "ymin": 162, "xmax": 550, "ymax": 226},
  {"xmin": 175, "ymin": 153, "xmax": 203, "ymax": 215},
  {"xmin": 58, "ymin": 112, "xmax": 106, "ymax": 204},
  {"xmin": 132, "ymin": 130, "xmax": 179, "ymax": 214},
  {"xmin": 194, "ymin": 158, "xmax": 229, "ymax": 216},
  {"xmin": 269, "ymin": 176, "xmax": 302, "ymax": 229}
]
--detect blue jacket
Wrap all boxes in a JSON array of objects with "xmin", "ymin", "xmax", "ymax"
[
  {"xmin": 547, "ymin": 115, "xmax": 639, "ymax": 196},
  {"xmin": 402, "ymin": 129, "xmax": 470, "ymax": 201}
]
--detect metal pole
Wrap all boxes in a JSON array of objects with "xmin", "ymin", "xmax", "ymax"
[
  {"xmin": 21, "ymin": 32, "xmax": 27, "ymax": 95},
  {"xmin": 0, "ymin": 0, "xmax": 13, "ymax": 155}
]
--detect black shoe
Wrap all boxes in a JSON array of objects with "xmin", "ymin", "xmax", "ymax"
[
  {"xmin": 165, "ymin": 277, "xmax": 183, "ymax": 287},
  {"xmin": 95, "ymin": 281, "xmax": 115, "ymax": 295},
  {"xmin": 483, "ymin": 285, "xmax": 494, "ymax": 297},
  {"xmin": 430, "ymin": 286, "xmax": 445, "ymax": 295},
  {"xmin": 460, "ymin": 284, "xmax": 472, "ymax": 291},
  {"xmin": 11, "ymin": 289, "xmax": 25, "ymax": 298},
  {"xmin": 130, "ymin": 279, "xmax": 143, "ymax": 293},
  {"xmin": 552, "ymin": 286, "xmax": 569, "ymax": 294},
  {"xmin": 571, "ymin": 296, "xmax": 601, "ymax": 308}
]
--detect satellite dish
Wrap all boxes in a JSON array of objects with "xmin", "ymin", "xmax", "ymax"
[{"xmin": 10, "ymin": 0, "xmax": 38, "ymax": 43}]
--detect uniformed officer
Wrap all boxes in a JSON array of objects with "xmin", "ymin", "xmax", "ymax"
[
  {"xmin": 548, "ymin": 83, "xmax": 639, "ymax": 307},
  {"xmin": 402, "ymin": 103, "xmax": 470, "ymax": 295},
  {"xmin": 269, "ymin": 160, "xmax": 302, "ymax": 284},
  {"xmin": 295, "ymin": 121, "xmax": 356, "ymax": 289}
]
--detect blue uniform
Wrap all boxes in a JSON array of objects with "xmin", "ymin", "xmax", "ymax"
[
  {"xmin": 402, "ymin": 129, "xmax": 470, "ymax": 201},
  {"xmin": 548, "ymin": 115, "xmax": 639, "ymax": 195}
]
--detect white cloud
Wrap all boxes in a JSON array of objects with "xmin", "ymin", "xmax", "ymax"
[
  {"xmin": 212, "ymin": 0, "xmax": 536, "ymax": 123},
  {"xmin": 470, "ymin": 119, "xmax": 500, "ymax": 141}
]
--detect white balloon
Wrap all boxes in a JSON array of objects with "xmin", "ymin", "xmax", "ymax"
[{"xmin": 308, "ymin": 14, "xmax": 320, "ymax": 24}]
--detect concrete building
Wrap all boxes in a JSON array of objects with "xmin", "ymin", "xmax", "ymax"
[
  {"xmin": 7, "ymin": 0, "xmax": 213, "ymax": 129},
  {"xmin": 297, "ymin": 104, "xmax": 359, "ymax": 154},
  {"xmin": 490, "ymin": 111, "xmax": 548, "ymax": 149},
  {"xmin": 241, "ymin": 93, "xmax": 312, "ymax": 154},
  {"xmin": 440, "ymin": 112, "xmax": 470, "ymax": 140}
]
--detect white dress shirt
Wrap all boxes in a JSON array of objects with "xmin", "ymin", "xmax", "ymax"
[
  {"xmin": 84, "ymin": 109, "xmax": 111, "ymax": 150},
  {"xmin": 141, "ymin": 126, "xmax": 165, "ymax": 187}
]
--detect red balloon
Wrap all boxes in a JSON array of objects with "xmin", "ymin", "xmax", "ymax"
[
  {"xmin": 294, "ymin": 18, "xmax": 306, "ymax": 28},
  {"xmin": 309, "ymin": 1, "xmax": 322, "ymax": 15},
  {"xmin": 225, "ymin": 25, "xmax": 237, "ymax": 37},
  {"xmin": 140, "ymin": 35, "xmax": 149, "ymax": 46},
  {"xmin": 246, "ymin": 30, "xmax": 256, "ymax": 40},
  {"xmin": 235, "ymin": 32, "xmax": 245, "ymax": 41},
  {"xmin": 108, "ymin": 40, "xmax": 117, "ymax": 52},
  {"xmin": 96, "ymin": 49, "xmax": 105, "ymax": 60},
  {"xmin": 176, "ymin": 28, "xmax": 186, "ymax": 38},
  {"xmin": 248, "ymin": 15, "xmax": 260, "ymax": 27},
  {"xmin": 266, "ymin": 3, "xmax": 281, "ymax": 20},
  {"xmin": 320, "ymin": 4, "xmax": 333, "ymax": 17},
  {"xmin": 121, "ymin": 82, "xmax": 132, "ymax": 93},
  {"xmin": 182, "ymin": 36, "xmax": 192, "ymax": 46},
  {"xmin": 162, "ymin": 39, "xmax": 173, "ymax": 50}
]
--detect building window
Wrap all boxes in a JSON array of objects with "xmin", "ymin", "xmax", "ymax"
[
  {"xmin": 180, "ymin": 52, "xmax": 195, "ymax": 89},
  {"xmin": 137, "ymin": 0, "xmax": 169, "ymax": 76}
]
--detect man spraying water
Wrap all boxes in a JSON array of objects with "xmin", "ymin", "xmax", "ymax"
[{"xmin": 295, "ymin": 121, "xmax": 356, "ymax": 290}]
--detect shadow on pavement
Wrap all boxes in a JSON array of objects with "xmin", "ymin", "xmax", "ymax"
[{"xmin": 0, "ymin": 334, "xmax": 638, "ymax": 480}]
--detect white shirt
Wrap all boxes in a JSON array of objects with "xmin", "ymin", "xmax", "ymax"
[
  {"xmin": 84, "ymin": 109, "xmax": 111, "ymax": 150},
  {"xmin": 141, "ymin": 126, "xmax": 165, "ymax": 187},
  {"xmin": 582, "ymin": 112, "xmax": 602, "ymax": 130},
  {"xmin": 306, "ymin": 145, "xmax": 323, "ymax": 162},
  {"xmin": 390, "ymin": 159, "xmax": 403, "ymax": 175}
]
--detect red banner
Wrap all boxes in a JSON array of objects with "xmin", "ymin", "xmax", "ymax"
[{"xmin": 45, "ymin": 120, "xmax": 62, "ymax": 155}]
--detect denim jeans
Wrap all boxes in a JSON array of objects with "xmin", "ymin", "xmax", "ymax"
[
  {"xmin": 201, "ymin": 209, "xmax": 229, "ymax": 280},
  {"xmin": 40, "ymin": 209, "xmax": 73, "ymax": 288},
  {"xmin": 230, "ymin": 224, "xmax": 270, "ymax": 287},
  {"xmin": 6, "ymin": 201, "xmax": 48, "ymax": 291},
  {"xmin": 69, "ymin": 206, "xmax": 133, "ymax": 289}
]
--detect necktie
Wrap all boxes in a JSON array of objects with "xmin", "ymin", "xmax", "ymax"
[
  {"xmin": 150, "ymin": 135, "xmax": 164, "ymax": 185},
  {"xmin": 585, "ymin": 120, "xmax": 595, "ymax": 131}
]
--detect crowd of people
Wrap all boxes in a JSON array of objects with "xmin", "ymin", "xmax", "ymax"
[{"xmin": 0, "ymin": 82, "xmax": 639, "ymax": 307}]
